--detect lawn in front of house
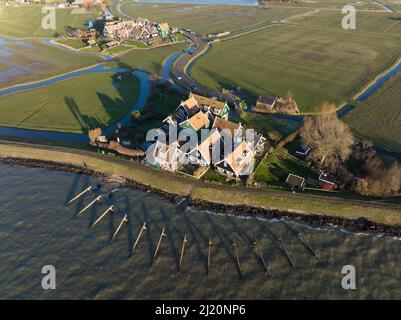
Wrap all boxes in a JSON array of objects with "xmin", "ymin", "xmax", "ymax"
[
  {"xmin": 254, "ymin": 150, "xmax": 316, "ymax": 187},
  {"xmin": 0, "ymin": 72, "xmax": 140, "ymax": 133}
]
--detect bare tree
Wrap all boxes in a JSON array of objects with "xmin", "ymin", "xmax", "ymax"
[
  {"xmin": 355, "ymin": 162, "xmax": 401, "ymax": 197},
  {"xmin": 301, "ymin": 104, "xmax": 354, "ymax": 171}
]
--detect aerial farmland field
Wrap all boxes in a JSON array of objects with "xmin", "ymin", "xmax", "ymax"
[
  {"xmin": 345, "ymin": 72, "xmax": 401, "ymax": 153},
  {"xmin": 0, "ymin": 72, "xmax": 140, "ymax": 133},
  {"xmin": 289, "ymin": 9, "xmax": 401, "ymax": 35},
  {"xmin": 0, "ymin": 37, "xmax": 102, "ymax": 89},
  {"xmin": 190, "ymin": 12, "xmax": 401, "ymax": 112},
  {"xmin": 0, "ymin": 5, "xmax": 98, "ymax": 38},
  {"xmin": 116, "ymin": 2, "xmax": 311, "ymax": 34}
]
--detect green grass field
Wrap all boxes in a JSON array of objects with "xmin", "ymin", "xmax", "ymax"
[
  {"xmin": 56, "ymin": 38, "xmax": 86, "ymax": 49},
  {"xmin": 345, "ymin": 72, "xmax": 401, "ymax": 153},
  {"xmin": 0, "ymin": 6, "xmax": 98, "ymax": 38},
  {"xmin": 290, "ymin": 10, "xmax": 401, "ymax": 35},
  {"xmin": 261, "ymin": 0, "xmax": 379, "ymax": 10},
  {"xmin": 191, "ymin": 22, "xmax": 401, "ymax": 112},
  {"xmin": 112, "ymin": 42, "xmax": 189, "ymax": 76},
  {"xmin": 0, "ymin": 72, "xmax": 140, "ymax": 133},
  {"xmin": 116, "ymin": 3, "xmax": 310, "ymax": 34}
]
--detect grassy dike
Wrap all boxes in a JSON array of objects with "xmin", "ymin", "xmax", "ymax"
[{"xmin": 1, "ymin": 141, "xmax": 401, "ymax": 226}]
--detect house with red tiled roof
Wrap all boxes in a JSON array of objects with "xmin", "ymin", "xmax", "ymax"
[
  {"xmin": 215, "ymin": 141, "xmax": 255, "ymax": 179},
  {"xmin": 186, "ymin": 129, "xmax": 221, "ymax": 167},
  {"xmin": 179, "ymin": 111, "xmax": 211, "ymax": 131}
]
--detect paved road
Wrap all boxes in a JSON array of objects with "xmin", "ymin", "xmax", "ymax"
[{"xmin": 170, "ymin": 31, "xmax": 224, "ymax": 99}]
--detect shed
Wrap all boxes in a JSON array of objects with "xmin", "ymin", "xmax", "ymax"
[{"xmin": 285, "ymin": 173, "xmax": 306, "ymax": 190}]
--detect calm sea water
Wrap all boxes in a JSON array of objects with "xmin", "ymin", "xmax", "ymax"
[{"xmin": 1, "ymin": 162, "xmax": 401, "ymax": 299}]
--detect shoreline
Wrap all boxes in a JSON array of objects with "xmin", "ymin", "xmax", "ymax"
[{"xmin": 2, "ymin": 155, "xmax": 401, "ymax": 237}]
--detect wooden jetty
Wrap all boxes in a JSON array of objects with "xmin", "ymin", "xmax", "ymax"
[
  {"xmin": 280, "ymin": 237, "xmax": 294, "ymax": 269},
  {"xmin": 232, "ymin": 237, "xmax": 242, "ymax": 277},
  {"xmin": 76, "ymin": 195, "xmax": 103, "ymax": 216},
  {"xmin": 112, "ymin": 214, "xmax": 128, "ymax": 241},
  {"xmin": 152, "ymin": 227, "xmax": 166, "ymax": 265},
  {"xmin": 131, "ymin": 222, "xmax": 147, "ymax": 254},
  {"xmin": 207, "ymin": 237, "xmax": 212, "ymax": 276},
  {"xmin": 91, "ymin": 205, "xmax": 114, "ymax": 228},
  {"xmin": 178, "ymin": 234, "xmax": 188, "ymax": 272},
  {"xmin": 297, "ymin": 232, "xmax": 319, "ymax": 259},
  {"xmin": 254, "ymin": 237, "xmax": 271, "ymax": 276},
  {"xmin": 66, "ymin": 186, "xmax": 92, "ymax": 205}
]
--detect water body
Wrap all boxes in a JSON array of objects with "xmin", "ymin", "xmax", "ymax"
[
  {"xmin": 1, "ymin": 162, "xmax": 401, "ymax": 299},
  {"xmin": 337, "ymin": 59, "xmax": 401, "ymax": 117}
]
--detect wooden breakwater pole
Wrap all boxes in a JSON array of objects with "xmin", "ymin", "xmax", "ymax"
[
  {"xmin": 76, "ymin": 195, "xmax": 103, "ymax": 216},
  {"xmin": 178, "ymin": 234, "xmax": 188, "ymax": 273},
  {"xmin": 279, "ymin": 237, "xmax": 294, "ymax": 269},
  {"xmin": 131, "ymin": 222, "xmax": 147, "ymax": 254},
  {"xmin": 207, "ymin": 237, "xmax": 212, "ymax": 276},
  {"xmin": 152, "ymin": 227, "xmax": 166, "ymax": 265},
  {"xmin": 91, "ymin": 205, "xmax": 114, "ymax": 228},
  {"xmin": 232, "ymin": 237, "xmax": 242, "ymax": 277},
  {"xmin": 112, "ymin": 214, "xmax": 128, "ymax": 241},
  {"xmin": 297, "ymin": 232, "xmax": 319, "ymax": 259},
  {"xmin": 254, "ymin": 237, "xmax": 271, "ymax": 276},
  {"xmin": 66, "ymin": 186, "xmax": 92, "ymax": 205}
]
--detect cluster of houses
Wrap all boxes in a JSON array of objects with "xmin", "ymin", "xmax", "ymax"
[
  {"xmin": 146, "ymin": 93, "xmax": 267, "ymax": 180},
  {"xmin": 3, "ymin": 0, "xmax": 103, "ymax": 7},
  {"xmin": 103, "ymin": 17, "xmax": 173, "ymax": 44}
]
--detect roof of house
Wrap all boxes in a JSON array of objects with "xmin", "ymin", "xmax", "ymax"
[
  {"xmin": 152, "ymin": 141, "xmax": 180, "ymax": 164},
  {"xmin": 197, "ymin": 129, "xmax": 221, "ymax": 164},
  {"xmin": 223, "ymin": 141, "xmax": 253, "ymax": 175},
  {"xmin": 212, "ymin": 117, "xmax": 242, "ymax": 137},
  {"xmin": 104, "ymin": 24, "xmax": 117, "ymax": 35},
  {"xmin": 117, "ymin": 28, "xmax": 129, "ymax": 38},
  {"xmin": 159, "ymin": 22, "xmax": 170, "ymax": 32},
  {"xmin": 131, "ymin": 27, "xmax": 144, "ymax": 38},
  {"xmin": 285, "ymin": 174, "xmax": 305, "ymax": 188},
  {"xmin": 184, "ymin": 111, "xmax": 210, "ymax": 131},
  {"xmin": 257, "ymin": 95, "xmax": 277, "ymax": 105},
  {"xmin": 137, "ymin": 17, "xmax": 147, "ymax": 25},
  {"xmin": 191, "ymin": 93, "xmax": 227, "ymax": 110},
  {"xmin": 106, "ymin": 40, "xmax": 119, "ymax": 47},
  {"xmin": 318, "ymin": 173, "xmax": 336, "ymax": 185},
  {"xmin": 180, "ymin": 96, "xmax": 200, "ymax": 115}
]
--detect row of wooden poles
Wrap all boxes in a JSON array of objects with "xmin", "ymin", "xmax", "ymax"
[{"xmin": 67, "ymin": 186, "xmax": 319, "ymax": 276}]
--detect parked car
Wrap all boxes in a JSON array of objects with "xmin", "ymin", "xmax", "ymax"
[
  {"xmin": 174, "ymin": 73, "xmax": 182, "ymax": 80},
  {"xmin": 190, "ymin": 84, "xmax": 198, "ymax": 90}
]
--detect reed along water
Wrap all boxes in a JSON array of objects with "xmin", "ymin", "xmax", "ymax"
[{"xmin": 1, "ymin": 162, "xmax": 401, "ymax": 299}]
